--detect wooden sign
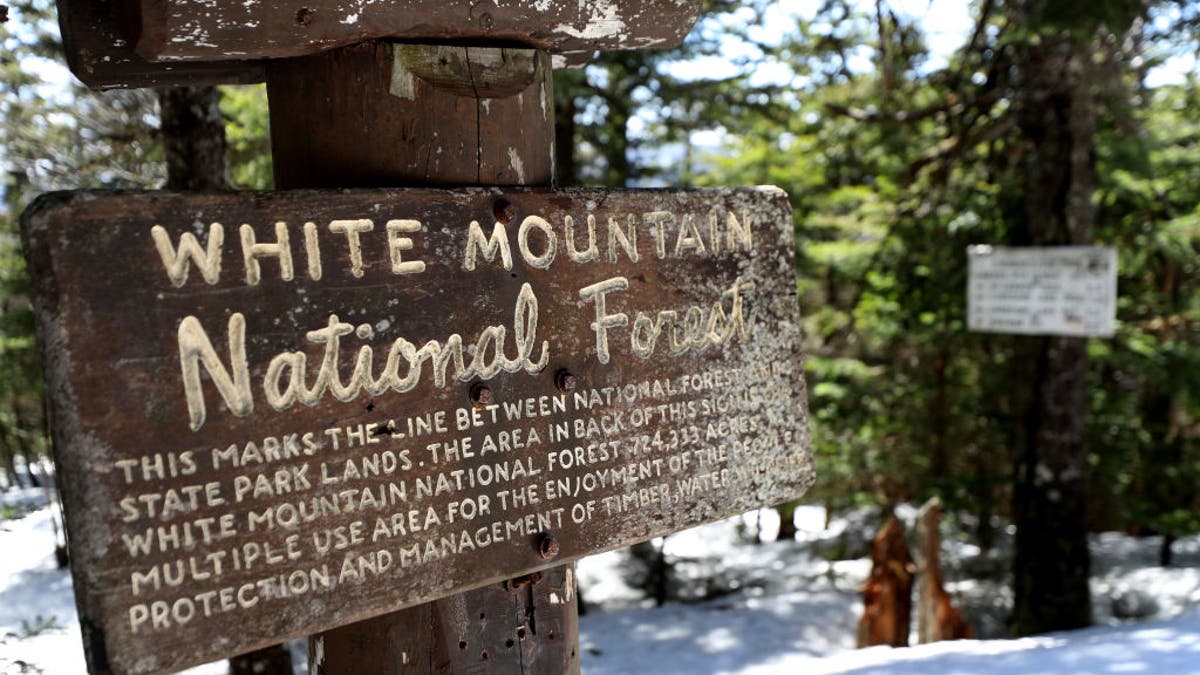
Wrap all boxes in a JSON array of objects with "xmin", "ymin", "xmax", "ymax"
[
  {"xmin": 58, "ymin": 0, "xmax": 702, "ymax": 88},
  {"xmin": 23, "ymin": 187, "xmax": 813, "ymax": 674},
  {"xmin": 967, "ymin": 245, "xmax": 1117, "ymax": 337}
]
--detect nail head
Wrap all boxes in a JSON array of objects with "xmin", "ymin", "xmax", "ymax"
[
  {"xmin": 538, "ymin": 532, "xmax": 560, "ymax": 560},
  {"xmin": 470, "ymin": 383, "xmax": 492, "ymax": 407},
  {"xmin": 555, "ymin": 370, "xmax": 577, "ymax": 393}
]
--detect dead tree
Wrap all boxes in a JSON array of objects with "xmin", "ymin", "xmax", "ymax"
[
  {"xmin": 915, "ymin": 499, "xmax": 975, "ymax": 643},
  {"xmin": 857, "ymin": 516, "xmax": 913, "ymax": 648}
]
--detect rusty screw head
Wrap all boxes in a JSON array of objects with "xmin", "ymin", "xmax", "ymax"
[
  {"xmin": 554, "ymin": 369, "xmax": 577, "ymax": 393},
  {"xmin": 503, "ymin": 571, "xmax": 543, "ymax": 592},
  {"xmin": 537, "ymin": 533, "xmax": 560, "ymax": 560},
  {"xmin": 470, "ymin": 383, "xmax": 492, "ymax": 407},
  {"xmin": 479, "ymin": 12, "xmax": 495, "ymax": 29},
  {"xmin": 295, "ymin": 7, "xmax": 315, "ymax": 25},
  {"xmin": 493, "ymin": 198, "xmax": 516, "ymax": 225}
]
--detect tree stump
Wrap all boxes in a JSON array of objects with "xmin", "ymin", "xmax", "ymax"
[
  {"xmin": 856, "ymin": 516, "xmax": 913, "ymax": 648},
  {"xmin": 915, "ymin": 498, "xmax": 975, "ymax": 643}
]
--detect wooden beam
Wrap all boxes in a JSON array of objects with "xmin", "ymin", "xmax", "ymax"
[
  {"xmin": 133, "ymin": 0, "xmax": 700, "ymax": 66},
  {"xmin": 270, "ymin": 41, "xmax": 575, "ymax": 675},
  {"xmin": 54, "ymin": 0, "xmax": 702, "ymax": 89},
  {"xmin": 56, "ymin": 0, "xmax": 263, "ymax": 89}
]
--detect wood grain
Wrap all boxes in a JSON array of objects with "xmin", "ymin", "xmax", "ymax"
[
  {"xmin": 266, "ymin": 44, "xmax": 555, "ymax": 189},
  {"xmin": 54, "ymin": 0, "xmax": 701, "ymax": 89},
  {"xmin": 56, "ymin": 0, "xmax": 263, "ymax": 89}
]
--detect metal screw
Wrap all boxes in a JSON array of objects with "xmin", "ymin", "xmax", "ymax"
[
  {"xmin": 470, "ymin": 383, "xmax": 492, "ymax": 407},
  {"xmin": 295, "ymin": 7, "xmax": 315, "ymax": 25},
  {"xmin": 537, "ymin": 533, "xmax": 560, "ymax": 560},
  {"xmin": 555, "ymin": 369, "xmax": 577, "ymax": 393},
  {"xmin": 479, "ymin": 12, "xmax": 495, "ymax": 29},
  {"xmin": 493, "ymin": 198, "xmax": 516, "ymax": 225}
]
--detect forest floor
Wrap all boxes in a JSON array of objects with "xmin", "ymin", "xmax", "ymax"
[{"xmin": 2, "ymin": 488, "xmax": 1198, "ymax": 674}]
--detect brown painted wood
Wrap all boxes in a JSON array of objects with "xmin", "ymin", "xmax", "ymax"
[
  {"xmin": 23, "ymin": 185, "xmax": 811, "ymax": 674},
  {"xmin": 130, "ymin": 0, "xmax": 701, "ymax": 66},
  {"xmin": 266, "ymin": 44, "xmax": 555, "ymax": 189},
  {"xmin": 311, "ymin": 565, "xmax": 578, "ymax": 674},
  {"xmin": 56, "ymin": 0, "xmax": 263, "ymax": 89},
  {"xmin": 54, "ymin": 0, "xmax": 701, "ymax": 89}
]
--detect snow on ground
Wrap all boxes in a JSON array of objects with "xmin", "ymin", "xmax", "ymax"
[
  {"xmin": 583, "ymin": 608, "xmax": 1200, "ymax": 674},
  {"xmin": 0, "ymin": 493, "xmax": 231, "ymax": 675},
  {"xmin": 577, "ymin": 508, "xmax": 1200, "ymax": 674},
  {"xmin": 738, "ymin": 614, "xmax": 1200, "ymax": 675},
  {"xmin": 2, "ymin": 496, "xmax": 1198, "ymax": 674},
  {"xmin": 577, "ymin": 508, "xmax": 865, "ymax": 674},
  {"xmin": 1, "ymin": 502, "xmax": 83, "ymax": 675}
]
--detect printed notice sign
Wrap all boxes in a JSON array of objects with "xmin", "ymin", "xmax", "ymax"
[
  {"xmin": 967, "ymin": 245, "xmax": 1117, "ymax": 337},
  {"xmin": 21, "ymin": 187, "xmax": 812, "ymax": 674}
]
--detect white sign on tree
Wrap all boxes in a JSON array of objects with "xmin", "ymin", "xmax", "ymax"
[{"xmin": 967, "ymin": 246, "xmax": 1117, "ymax": 338}]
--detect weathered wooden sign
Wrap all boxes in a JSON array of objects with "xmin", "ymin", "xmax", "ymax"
[
  {"xmin": 23, "ymin": 187, "xmax": 812, "ymax": 674},
  {"xmin": 967, "ymin": 245, "xmax": 1117, "ymax": 337},
  {"xmin": 58, "ymin": 0, "xmax": 703, "ymax": 88}
]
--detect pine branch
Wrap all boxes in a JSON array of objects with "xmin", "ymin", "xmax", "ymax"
[{"xmin": 906, "ymin": 114, "xmax": 1017, "ymax": 181}]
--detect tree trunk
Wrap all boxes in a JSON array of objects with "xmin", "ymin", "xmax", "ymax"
[
  {"xmin": 929, "ymin": 353, "xmax": 950, "ymax": 483},
  {"xmin": 228, "ymin": 645, "xmax": 294, "ymax": 675},
  {"xmin": 776, "ymin": 502, "xmax": 798, "ymax": 541},
  {"xmin": 629, "ymin": 540, "xmax": 671, "ymax": 607},
  {"xmin": 1009, "ymin": 29, "xmax": 1095, "ymax": 637},
  {"xmin": 158, "ymin": 86, "xmax": 229, "ymax": 190},
  {"xmin": 0, "ymin": 415, "xmax": 19, "ymax": 488},
  {"xmin": 1159, "ymin": 535, "xmax": 1175, "ymax": 568},
  {"xmin": 12, "ymin": 397, "xmax": 40, "ymax": 487},
  {"xmin": 554, "ymin": 85, "xmax": 578, "ymax": 186}
]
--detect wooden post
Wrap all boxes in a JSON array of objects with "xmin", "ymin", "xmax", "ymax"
[
  {"xmin": 267, "ymin": 43, "xmax": 553, "ymax": 188},
  {"xmin": 265, "ymin": 42, "xmax": 578, "ymax": 674}
]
